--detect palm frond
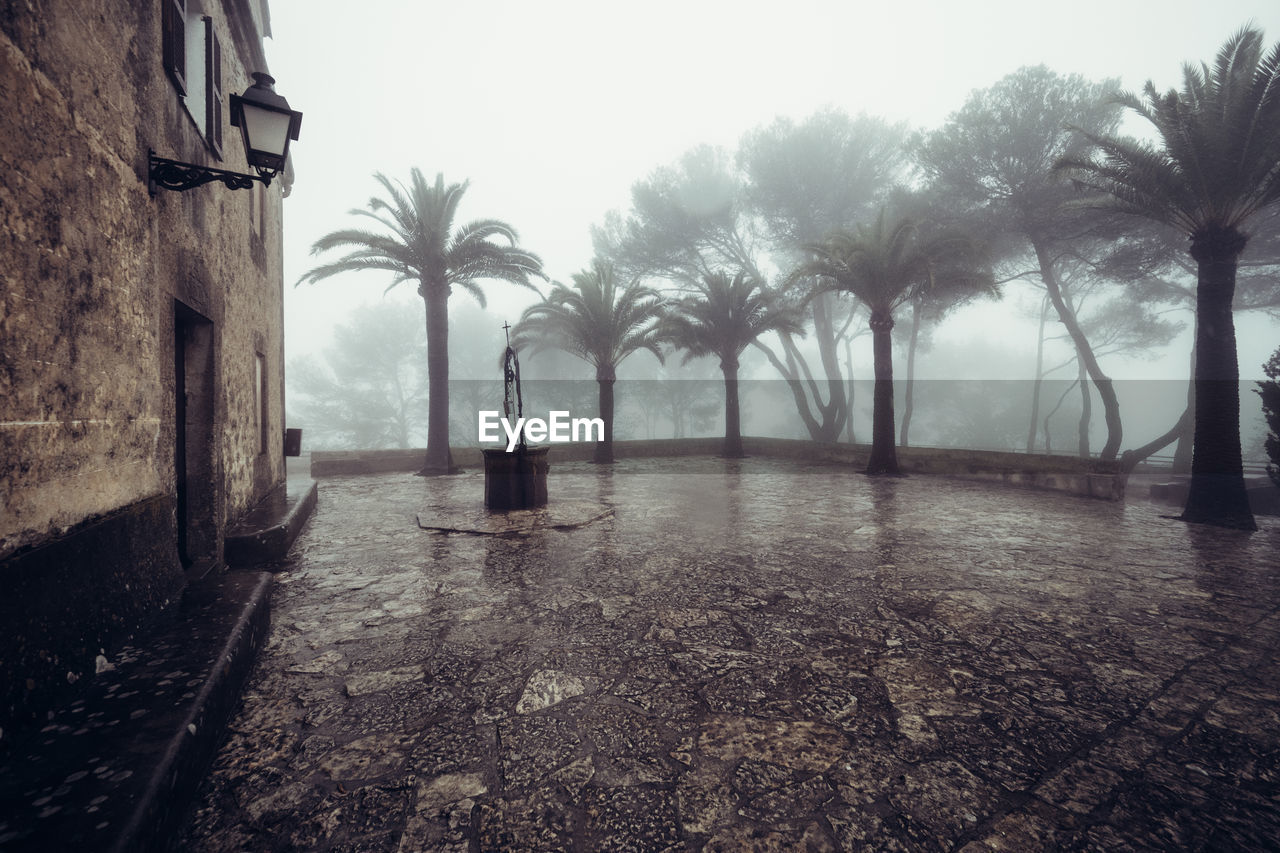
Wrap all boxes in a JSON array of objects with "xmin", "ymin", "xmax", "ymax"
[
  {"xmin": 298, "ymin": 169, "xmax": 543, "ymax": 310},
  {"xmin": 512, "ymin": 261, "xmax": 664, "ymax": 371},
  {"xmin": 1058, "ymin": 26, "xmax": 1280, "ymax": 239}
]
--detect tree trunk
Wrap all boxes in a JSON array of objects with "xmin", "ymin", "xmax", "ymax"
[
  {"xmin": 1121, "ymin": 406, "xmax": 1191, "ymax": 473},
  {"xmin": 1043, "ymin": 377, "xmax": 1079, "ymax": 457},
  {"xmin": 721, "ymin": 357, "xmax": 745, "ymax": 458},
  {"xmin": 812, "ymin": 293, "xmax": 849, "ymax": 441},
  {"xmin": 1172, "ymin": 334, "xmax": 1195, "ymax": 474},
  {"xmin": 595, "ymin": 365, "xmax": 616, "ymax": 464},
  {"xmin": 1026, "ymin": 295, "xmax": 1049, "ymax": 453},
  {"xmin": 1181, "ymin": 228, "xmax": 1255, "ymax": 529},
  {"xmin": 1076, "ymin": 356, "xmax": 1091, "ymax": 458},
  {"xmin": 419, "ymin": 284, "xmax": 455, "ymax": 475},
  {"xmin": 844, "ymin": 338, "xmax": 856, "ymax": 444},
  {"xmin": 755, "ymin": 291, "xmax": 847, "ymax": 442},
  {"xmin": 900, "ymin": 297, "xmax": 921, "ymax": 448},
  {"xmin": 866, "ymin": 309, "xmax": 900, "ymax": 476},
  {"xmin": 1033, "ymin": 241, "xmax": 1122, "ymax": 460}
]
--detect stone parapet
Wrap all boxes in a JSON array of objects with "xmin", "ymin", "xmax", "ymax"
[{"xmin": 311, "ymin": 438, "xmax": 1126, "ymax": 501}]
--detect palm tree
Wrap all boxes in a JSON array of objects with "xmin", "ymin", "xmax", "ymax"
[
  {"xmin": 1056, "ymin": 27, "xmax": 1280, "ymax": 530},
  {"xmin": 792, "ymin": 209, "xmax": 991, "ymax": 475},
  {"xmin": 297, "ymin": 170, "xmax": 543, "ymax": 474},
  {"xmin": 662, "ymin": 271, "xmax": 802, "ymax": 457},
  {"xmin": 513, "ymin": 260, "xmax": 664, "ymax": 463}
]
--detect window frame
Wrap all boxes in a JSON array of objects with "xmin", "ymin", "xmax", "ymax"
[
  {"xmin": 161, "ymin": 0, "xmax": 224, "ymax": 160},
  {"xmin": 162, "ymin": 0, "xmax": 187, "ymax": 95}
]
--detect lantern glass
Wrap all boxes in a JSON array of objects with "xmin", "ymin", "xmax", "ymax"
[
  {"xmin": 230, "ymin": 72, "xmax": 302, "ymax": 177},
  {"xmin": 239, "ymin": 102, "xmax": 293, "ymax": 171}
]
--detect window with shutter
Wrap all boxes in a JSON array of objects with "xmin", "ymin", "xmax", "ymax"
[
  {"xmin": 162, "ymin": 0, "xmax": 187, "ymax": 95},
  {"xmin": 161, "ymin": 1, "xmax": 225, "ymax": 158},
  {"xmin": 205, "ymin": 18, "xmax": 223, "ymax": 158}
]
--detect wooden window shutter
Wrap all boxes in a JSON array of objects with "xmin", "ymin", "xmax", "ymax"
[
  {"xmin": 205, "ymin": 17, "xmax": 223, "ymax": 157},
  {"xmin": 162, "ymin": 0, "xmax": 187, "ymax": 95}
]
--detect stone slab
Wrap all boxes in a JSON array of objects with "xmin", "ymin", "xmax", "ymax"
[
  {"xmin": 416, "ymin": 501, "xmax": 613, "ymax": 535},
  {"xmin": 224, "ymin": 474, "xmax": 318, "ymax": 567}
]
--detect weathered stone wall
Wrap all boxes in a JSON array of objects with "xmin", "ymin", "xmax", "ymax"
[{"xmin": 0, "ymin": 2, "xmax": 286, "ymax": 729}]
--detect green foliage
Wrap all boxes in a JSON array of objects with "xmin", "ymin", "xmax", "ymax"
[
  {"xmin": 298, "ymin": 170, "xmax": 544, "ymax": 301},
  {"xmin": 662, "ymin": 271, "xmax": 803, "ymax": 367},
  {"xmin": 791, "ymin": 208, "xmax": 994, "ymax": 316},
  {"xmin": 1055, "ymin": 26, "xmax": 1278, "ymax": 527},
  {"xmin": 739, "ymin": 110, "xmax": 910, "ymax": 247},
  {"xmin": 917, "ymin": 65, "xmax": 1123, "ymax": 245},
  {"xmin": 1057, "ymin": 27, "xmax": 1280, "ymax": 236},
  {"xmin": 1258, "ymin": 345, "xmax": 1280, "ymax": 488},
  {"xmin": 592, "ymin": 146, "xmax": 757, "ymax": 282},
  {"xmin": 513, "ymin": 260, "xmax": 665, "ymax": 378},
  {"xmin": 297, "ymin": 168, "xmax": 543, "ymax": 471}
]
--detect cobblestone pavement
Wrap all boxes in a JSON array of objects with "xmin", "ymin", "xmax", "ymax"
[{"xmin": 182, "ymin": 458, "xmax": 1280, "ymax": 851}]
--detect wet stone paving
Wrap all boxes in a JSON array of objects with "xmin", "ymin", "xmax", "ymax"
[{"xmin": 182, "ymin": 457, "xmax": 1280, "ymax": 851}]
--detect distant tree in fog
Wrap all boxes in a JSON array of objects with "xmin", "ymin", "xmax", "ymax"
[
  {"xmin": 622, "ymin": 363, "xmax": 720, "ymax": 439},
  {"xmin": 446, "ymin": 304, "xmax": 509, "ymax": 448},
  {"xmin": 513, "ymin": 260, "xmax": 664, "ymax": 464},
  {"xmin": 287, "ymin": 303, "xmax": 427, "ymax": 449},
  {"xmin": 1031, "ymin": 271, "xmax": 1184, "ymax": 457},
  {"xmin": 297, "ymin": 169, "xmax": 543, "ymax": 475},
  {"xmin": 594, "ymin": 114, "xmax": 911, "ymax": 445},
  {"xmin": 1057, "ymin": 26, "xmax": 1280, "ymax": 530},
  {"xmin": 593, "ymin": 145, "xmax": 759, "ymax": 282},
  {"xmin": 741, "ymin": 111, "xmax": 911, "ymax": 443},
  {"xmin": 935, "ymin": 382, "xmax": 1027, "ymax": 451},
  {"xmin": 792, "ymin": 208, "xmax": 992, "ymax": 475},
  {"xmin": 918, "ymin": 66, "xmax": 1132, "ymax": 462},
  {"xmin": 662, "ymin": 271, "xmax": 803, "ymax": 457}
]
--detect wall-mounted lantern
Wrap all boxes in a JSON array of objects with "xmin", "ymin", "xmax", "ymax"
[{"xmin": 149, "ymin": 72, "xmax": 302, "ymax": 195}]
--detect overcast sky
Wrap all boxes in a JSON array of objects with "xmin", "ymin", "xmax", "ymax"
[{"xmin": 264, "ymin": 0, "xmax": 1280, "ymax": 382}]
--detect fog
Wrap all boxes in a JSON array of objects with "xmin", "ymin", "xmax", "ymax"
[{"xmin": 264, "ymin": 1, "xmax": 1280, "ymax": 455}]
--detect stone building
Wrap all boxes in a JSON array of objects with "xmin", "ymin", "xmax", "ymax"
[{"xmin": 1, "ymin": 1, "xmax": 291, "ymax": 731}]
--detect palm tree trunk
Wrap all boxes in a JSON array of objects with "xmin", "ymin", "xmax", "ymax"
[
  {"xmin": 595, "ymin": 365, "xmax": 616, "ymax": 464},
  {"xmin": 419, "ymin": 285, "xmax": 455, "ymax": 475},
  {"xmin": 866, "ymin": 309, "xmax": 900, "ymax": 475},
  {"xmin": 721, "ymin": 357, "xmax": 744, "ymax": 458},
  {"xmin": 1181, "ymin": 228, "xmax": 1255, "ymax": 529},
  {"xmin": 899, "ymin": 297, "xmax": 921, "ymax": 448},
  {"xmin": 1033, "ymin": 242, "xmax": 1122, "ymax": 460},
  {"xmin": 1026, "ymin": 295, "xmax": 1049, "ymax": 453}
]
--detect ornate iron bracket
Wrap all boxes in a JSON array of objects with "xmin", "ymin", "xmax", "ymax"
[{"xmin": 148, "ymin": 150, "xmax": 274, "ymax": 195}]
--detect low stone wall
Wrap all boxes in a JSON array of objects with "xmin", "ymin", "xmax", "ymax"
[
  {"xmin": 309, "ymin": 449, "xmax": 431, "ymax": 476},
  {"xmin": 311, "ymin": 438, "xmax": 1126, "ymax": 501},
  {"xmin": 742, "ymin": 439, "xmax": 1125, "ymax": 501}
]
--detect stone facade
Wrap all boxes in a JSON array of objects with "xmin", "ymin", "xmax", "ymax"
[{"xmin": 0, "ymin": 1, "xmax": 288, "ymax": 731}]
